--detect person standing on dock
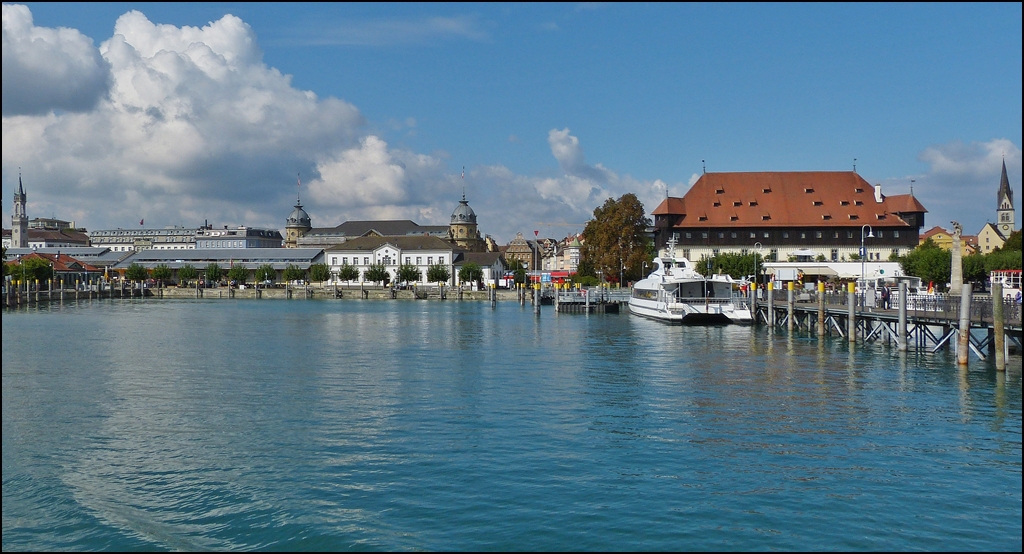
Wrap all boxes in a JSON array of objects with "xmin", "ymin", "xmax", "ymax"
[{"xmin": 881, "ymin": 285, "xmax": 891, "ymax": 310}]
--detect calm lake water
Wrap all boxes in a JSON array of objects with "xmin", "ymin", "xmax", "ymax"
[{"xmin": 2, "ymin": 298, "xmax": 1021, "ymax": 551}]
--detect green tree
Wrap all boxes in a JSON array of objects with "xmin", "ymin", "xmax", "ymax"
[
  {"xmin": 427, "ymin": 263, "xmax": 450, "ymax": 285},
  {"xmin": 125, "ymin": 263, "xmax": 149, "ymax": 282},
  {"xmin": 506, "ymin": 257, "xmax": 528, "ymax": 285},
  {"xmin": 205, "ymin": 263, "xmax": 223, "ymax": 283},
  {"xmin": 397, "ymin": 263, "xmax": 421, "ymax": 285},
  {"xmin": 151, "ymin": 264, "xmax": 172, "ymax": 285},
  {"xmin": 309, "ymin": 263, "xmax": 331, "ymax": 284},
  {"xmin": 961, "ymin": 254, "xmax": 987, "ymax": 283},
  {"xmin": 228, "ymin": 264, "xmax": 250, "ymax": 284},
  {"xmin": 255, "ymin": 264, "xmax": 277, "ymax": 284},
  {"xmin": 178, "ymin": 264, "xmax": 198, "ymax": 285},
  {"xmin": 337, "ymin": 264, "xmax": 359, "ymax": 283},
  {"xmin": 364, "ymin": 263, "xmax": 388, "ymax": 285},
  {"xmin": 899, "ymin": 239, "xmax": 951, "ymax": 290},
  {"xmin": 995, "ymin": 229, "xmax": 1022, "ymax": 252},
  {"xmin": 695, "ymin": 252, "xmax": 761, "ymax": 279},
  {"xmin": 282, "ymin": 264, "xmax": 306, "ymax": 282},
  {"xmin": 458, "ymin": 262, "xmax": 482, "ymax": 286},
  {"xmin": 985, "ymin": 249, "xmax": 1023, "ymax": 272},
  {"xmin": 11, "ymin": 256, "xmax": 55, "ymax": 282},
  {"xmin": 580, "ymin": 193, "xmax": 653, "ymax": 284}
]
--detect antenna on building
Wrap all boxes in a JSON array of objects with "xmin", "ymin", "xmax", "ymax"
[
  {"xmin": 910, "ymin": 179, "xmax": 915, "ymax": 195},
  {"xmin": 853, "ymin": 158, "xmax": 857, "ymax": 172},
  {"xmin": 702, "ymin": 160, "xmax": 706, "ymax": 174}
]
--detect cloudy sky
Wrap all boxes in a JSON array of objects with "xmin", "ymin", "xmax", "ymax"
[{"xmin": 2, "ymin": 2, "xmax": 1021, "ymax": 242}]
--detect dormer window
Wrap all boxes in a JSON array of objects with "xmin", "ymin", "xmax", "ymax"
[
  {"xmin": 804, "ymin": 188, "xmax": 815, "ymax": 193},
  {"xmin": 840, "ymin": 200, "xmax": 850, "ymax": 206},
  {"xmin": 762, "ymin": 187, "xmax": 772, "ymax": 193},
  {"xmin": 713, "ymin": 201, "xmax": 721, "ymax": 207},
  {"xmin": 812, "ymin": 201, "xmax": 823, "ymax": 206},
  {"xmin": 749, "ymin": 201, "xmax": 758, "ymax": 206},
  {"xmin": 855, "ymin": 188, "xmax": 864, "ymax": 193},
  {"xmin": 855, "ymin": 200, "xmax": 863, "ymax": 206},
  {"xmin": 699, "ymin": 216, "xmax": 708, "ymax": 222},
  {"xmin": 715, "ymin": 188, "xmax": 725, "ymax": 194},
  {"xmin": 822, "ymin": 215, "xmax": 832, "ymax": 220},
  {"xmin": 849, "ymin": 214, "xmax": 859, "ymax": 220},
  {"xmin": 733, "ymin": 201, "xmax": 742, "ymax": 207},
  {"xmin": 876, "ymin": 214, "xmax": 886, "ymax": 220},
  {"xmin": 730, "ymin": 215, "xmax": 739, "ymax": 221},
  {"xmin": 761, "ymin": 215, "xmax": 771, "ymax": 221}
]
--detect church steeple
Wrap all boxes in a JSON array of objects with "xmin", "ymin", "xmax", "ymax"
[
  {"xmin": 12, "ymin": 172, "xmax": 28, "ymax": 248},
  {"xmin": 996, "ymin": 158, "xmax": 1016, "ymax": 238}
]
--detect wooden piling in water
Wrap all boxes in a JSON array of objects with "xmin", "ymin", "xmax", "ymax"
[
  {"xmin": 993, "ymin": 282, "xmax": 1005, "ymax": 372},
  {"xmin": 847, "ymin": 282, "xmax": 856, "ymax": 344},
  {"xmin": 767, "ymin": 282, "xmax": 774, "ymax": 328},
  {"xmin": 787, "ymin": 282, "xmax": 794, "ymax": 333},
  {"xmin": 956, "ymin": 283, "xmax": 972, "ymax": 366},
  {"xmin": 816, "ymin": 281, "xmax": 825, "ymax": 336},
  {"xmin": 898, "ymin": 281, "xmax": 908, "ymax": 351}
]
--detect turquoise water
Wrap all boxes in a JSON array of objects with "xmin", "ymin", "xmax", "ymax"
[{"xmin": 2, "ymin": 299, "xmax": 1021, "ymax": 551}]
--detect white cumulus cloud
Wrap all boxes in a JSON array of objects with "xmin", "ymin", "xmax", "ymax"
[
  {"xmin": 2, "ymin": 3, "xmax": 112, "ymax": 116},
  {"xmin": 1, "ymin": 6, "xmax": 683, "ymax": 243}
]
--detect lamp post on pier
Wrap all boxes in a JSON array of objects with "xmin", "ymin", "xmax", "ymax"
[{"xmin": 860, "ymin": 224, "xmax": 874, "ymax": 309}]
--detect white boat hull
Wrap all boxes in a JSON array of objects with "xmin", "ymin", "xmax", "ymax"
[{"xmin": 628, "ymin": 297, "xmax": 752, "ymax": 324}]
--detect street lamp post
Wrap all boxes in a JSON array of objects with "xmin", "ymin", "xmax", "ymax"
[{"xmin": 860, "ymin": 224, "xmax": 874, "ymax": 308}]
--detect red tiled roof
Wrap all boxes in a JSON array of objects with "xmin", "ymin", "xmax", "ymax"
[
  {"xmin": 15, "ymin": 252, "xmax": 100, "ymax": 272},
  {"xmin": 920, "ymin": 226, "xmax": 950, "ymax": 240},
  {"xmin": 653, "ymin": 171, "xmax": 927, "ymax": 228}
]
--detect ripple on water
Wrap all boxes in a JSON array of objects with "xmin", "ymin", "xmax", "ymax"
[{"xmin": 3, "ymin": 300, "xmax": 1022, "ymax": 550}]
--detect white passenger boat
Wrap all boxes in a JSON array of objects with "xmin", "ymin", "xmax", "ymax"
[{"xmin": 628, "ymin": 243, "xmax": 753, "ymax": 324}]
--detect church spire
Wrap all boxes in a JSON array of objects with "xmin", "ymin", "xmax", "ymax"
[{"xmin": 997, "ymin": 157, "xmax": 1012, "ymax": 208}]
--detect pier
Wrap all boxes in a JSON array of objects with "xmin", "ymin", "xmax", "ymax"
[{"xmin": 755, "ymin": 285, "xmax": 1023, "ymax": 363}]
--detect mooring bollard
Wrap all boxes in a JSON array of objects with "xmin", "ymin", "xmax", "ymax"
[
  {"xmin": 993, "ymin": 282, "xmax": 1005, "ymax": 372},
  {"xmin": 787, "ymin": 282, "xmax": 795, "ymax": 333},
  {"xmin": 956, "ymin": 283, "xmax": 972, "ymax": 366},
  {"xmin": 816, "ymin": 281, "xmax": 825, "ymax": 336},
  {"xmin": 847, "ymin": 282, "xmax": 856, "ymax": 344},
  {"xmin": 897, "ymin": 281, "xmax": 908, "ymax": 351}
]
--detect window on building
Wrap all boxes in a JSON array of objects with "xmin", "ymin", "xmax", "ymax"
[
  {"xmin": 439, "ymin": 257, "xmax": 445, "ymax": 264},
  {"xmin": 833, "ymin": 231, "xmax": 839, "ymax": 239},
  {"xmin": 363, "ymin": 257, "xmax": 369, "ymax": 265},
  {"xmin": 682, "ymin": 249, "xmax": 690, "ymax": 259},
  {"xmin": 731, "ymin": 232, "xmax": 737, "ymax": 239},
  {"xmin": 815, "ymin": 231, "xmax": 822, "ymax": 238},
  {"xmin": 417, "ymin": 257, "xmax": 422, "ymax": 265},
  {"xmin": 405, "ymin": 257, "xmax": 411, "ymax": 265},
  {"xmin": 685, "ymin": 232, "xmax": 692, "ymax": 239},
  {"xmin": 782, "ymin": 232, "xmax": 789, "ymax": 239},
  {"xmin": 877, "ymin": 231, "xmax": 884, "ymax": 238},
  {"xmin": 763, "ymin": 231, "xmax": 769, "ymax": 238},
  {"xmin": 718, "ymin": 232, "xmax": 724, "ymax": 239},
  {"xmin": 749, "ymin": 232, "xmax": 756, "ymax": 239},
  {"xmin": 831, "ymin": 249, "xmax": 838, "ymax": 261},
  {"xmin": 428, "ymin": 257, "xmax": 433, "ymax": 265},
  {"xmin": 847, "ymin": 231, "xmax": 854, "ymax": 239},
  {"xmin": 893, "ymin": 231, "xmax": 900, "ymax": 238},
  {"xmin": 800, "ymin": 232, "xmax": 806, "ymax": 239},
  {"xmin": 891, "ymin": 248, "xmax": 899, "ymax": 258},
  {"xmin": 701, "ymin": 232, "xmax": 708, "ymax": 239},
  {"xmin": 712, "ymin": 249, "xmax": 720, "ymax": 256},
  {"xmin": 770, "ymin": 248, "xmax": 778, "ymax": 260}
]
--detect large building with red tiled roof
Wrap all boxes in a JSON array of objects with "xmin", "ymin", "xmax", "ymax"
[{"xmin": 651, "ymin": 171, "xmax": 927, "ymax": 263}]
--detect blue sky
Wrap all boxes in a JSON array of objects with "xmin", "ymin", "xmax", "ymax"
[{"xmin": 3, "ymin": 2, "xmax": 1021, "ymax": 242}]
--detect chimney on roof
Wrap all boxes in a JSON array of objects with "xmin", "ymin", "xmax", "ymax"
[{"xmin": 874, "ymin": 184, "xmax": 884, "ymax": 203}]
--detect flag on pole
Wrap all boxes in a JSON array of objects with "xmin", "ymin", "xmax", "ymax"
[{"xmin": 139, "ymin": 219, "xmax": 144, "ymax": 226}]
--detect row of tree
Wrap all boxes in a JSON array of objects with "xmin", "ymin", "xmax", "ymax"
[
  {"xmin": 119, "ymin": 261, "xmax": 484, "ymax": 288},
  {"xmin": 898, "ymin": 230, "xmax": 1021, "ymax": 290}
]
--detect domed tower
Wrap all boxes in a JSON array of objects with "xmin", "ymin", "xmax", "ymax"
[
  {"xmin": 284, "ymin": 192, "xmax": 311, "ymax": 248},
  {"xmin": 449, "ymin": 192, "xmax": 484, "ymax": 251}
]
